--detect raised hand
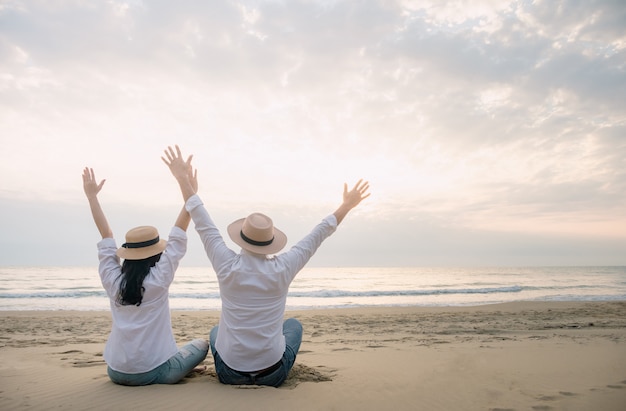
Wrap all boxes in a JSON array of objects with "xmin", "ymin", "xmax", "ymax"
[
  {"xmin": 333, "ymin": 179, "xmax": 370, "ymax": 225},
  {"xmin": 82, "ymin": 167, "xmax": 105, "ymax": 199},
  {"xmin": 162, "ymin": 145, "xmax": 193, "ymax": 182},
  {"xmin": 342, "ymin": 179, "xmax": 370, "ymax": 210},
  {"xmin": 82, "ymin": 167, "xmax": 113, "ymax": 239},
  {"xmin": 189, "ymin": 165, "xmax": 199, "ymax": 193},
  {"xmin": 162, "ymin": 145, "xmax": 197, "ymax": 201}
]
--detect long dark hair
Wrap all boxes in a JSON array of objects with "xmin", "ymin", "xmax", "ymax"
[{"xmin": 116, "ymin": 253, "xmax": 162, "ymax": 306}]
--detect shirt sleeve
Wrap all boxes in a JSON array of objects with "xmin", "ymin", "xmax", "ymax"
[
  {"xmin": 279, "ymin": 214, "xmax": 338, "ymax": 278},
  {"xmin": 151, "ymin": 226, "xmax": 187, "ymax": 286},
  {"xmin": 186, "ymin": 194, "xmax": 237, "ymax": 274},
  {"xmin": 97, "ymin": 237, "xmax": 122, "ymax": 299}
]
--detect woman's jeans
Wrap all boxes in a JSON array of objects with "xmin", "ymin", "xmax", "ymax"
[
  {"xmin": 210, "ymin": 318, "xmax": 303, "ymax": 387},
  {"xmin": 107, "ymin": 339, "xmax": 209, "ymax": 386}
]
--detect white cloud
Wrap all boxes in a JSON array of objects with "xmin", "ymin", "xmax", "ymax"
[{"xmin": 0, "ymin": 0, "xmax": 624, "ymax": 265}]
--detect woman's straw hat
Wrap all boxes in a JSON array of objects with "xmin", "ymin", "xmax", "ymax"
[
  {"xmin": 227, "ymin": 213, "xmax": 287, "ymax": 255},
  {"xmin": 116, "ymin": 226, "xmax": 167, "ymax": 260}
]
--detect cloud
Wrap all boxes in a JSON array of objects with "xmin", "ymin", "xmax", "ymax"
[{"xmin": 0, "ymin": 0, "xmax": 624, "ymax": 265}]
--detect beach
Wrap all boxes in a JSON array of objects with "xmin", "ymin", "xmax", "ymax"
[{"xmin": 1, "ymin": 301, "xmax": 625, "ymax": 410}]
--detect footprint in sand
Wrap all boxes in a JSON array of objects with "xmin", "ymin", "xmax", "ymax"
[
  {"xmin": 526, "ymin": 390, "xmax": 581, "ymax": 411},
  {"xmin": 603, "ymin": 379, "xmax": 626, "ymax": 389},
  {"xmin": 56, "ymin": 349, "xmax": 105, "ymax": 368},
  {"xmin": 280, "ymin": 363, "xmax": 336, "ymax": 389},
  {"xmin": 72, "ymin": 360, "xmax": 106, "ymax": 368},
  {"xmin": 536, "ymin": 395, "xmax": 558, "ymax": 401}
]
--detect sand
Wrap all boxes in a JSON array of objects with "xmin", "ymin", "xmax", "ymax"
[{"xmin": 1, "ymin": 301, "xmax": 626, "ymax": 410}]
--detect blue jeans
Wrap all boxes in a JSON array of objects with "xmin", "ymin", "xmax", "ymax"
[
  {"xmin": 107, "ymin": 339, "xmax": 209, "ymax": 386},
  {"xmin": 210, "ymin": 318, "xmax": 303, "ymax": 387}
]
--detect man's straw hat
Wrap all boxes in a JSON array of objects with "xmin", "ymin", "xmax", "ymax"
[{"xmin": 227, "ymin": 213, "xmax": 287, "ymax": 255}]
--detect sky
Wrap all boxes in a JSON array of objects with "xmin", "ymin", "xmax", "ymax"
[{"xmin": 1, "ymin": 0, "xmax": 625, "ymax": 267}]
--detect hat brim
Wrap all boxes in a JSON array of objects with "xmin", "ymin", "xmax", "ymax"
[
  {"xmin": 116, "ymin": 239, "xmax": 167, "ymax": 260},
  {"xmin": 227, "ymin": 218, "xmax": 287, "ymax": 255}
]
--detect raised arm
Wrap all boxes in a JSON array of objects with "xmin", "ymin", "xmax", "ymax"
[
  {"xmin": 162, "ymin": 145, "xmax": 196, "ymax": 202},
  {"xmin": 172, "ymin": 163, "xmax": 198, "ymax": 231},
  {"xmin": 333, "ymin": 179, "xmax": 370, "ymax": 225},
  {"xmin": 82, "ymin": 167, "xmax": 113, "ymax": 239}
]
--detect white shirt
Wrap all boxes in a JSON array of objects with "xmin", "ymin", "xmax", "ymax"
[
  {"xmin": 186, "ymin": 194, "xmax": 337, "ymax": 372},
  {"xmin": 97, "ymin": 226, "xmax": 187, "ymax": 373}
]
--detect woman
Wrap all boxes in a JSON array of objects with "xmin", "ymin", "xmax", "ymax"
[{"xmin": 82, "ymin": 166, "xmax": 208, "ymax": 385}]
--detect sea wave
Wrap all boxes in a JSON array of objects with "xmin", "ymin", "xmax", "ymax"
[
  {"xmin": 0, "ymin": 286, "xmax": 524, "ymax": 300},
  {"xmin": 288, "ymin": 286, "xmax": 523, "ymax": 298},
  {"xmin": 0, "ymin": 291, "xmax": 106, "ymax": 299}
]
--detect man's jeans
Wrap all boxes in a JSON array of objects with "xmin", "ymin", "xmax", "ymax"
[
  {"xmin": 107, "ymin": 339, "xmax": 209, "ymax": 386},
  {"xmin": 209, "ymin": 318, "xmax": 303, "ymax": 387}
]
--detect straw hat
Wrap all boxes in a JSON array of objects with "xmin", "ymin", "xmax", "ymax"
[
  {"xmin": 116, "ymin": 226, "xmax": 167, "ymax": 260},
  {"xmin": 227, "ymin": 212, "xmax": 287, "ymax": 255}
]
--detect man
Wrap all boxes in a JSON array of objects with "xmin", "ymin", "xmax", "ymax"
[{"xmin": 163, "ymin": 145, "xmax": 370, "ymax": 387}]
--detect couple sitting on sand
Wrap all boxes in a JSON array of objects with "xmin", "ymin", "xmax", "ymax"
[{"xmin": 82, "ymin": 145, "xmax": 370, "ymax": 387}]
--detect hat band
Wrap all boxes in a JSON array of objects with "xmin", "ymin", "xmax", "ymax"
[
  {"xmin": 240, "ymin": 231, "xmax": 274, "ymax": 247},
  {"xmin": 122, "ymin": 236, "xmax": 160, "ymax": 249}
]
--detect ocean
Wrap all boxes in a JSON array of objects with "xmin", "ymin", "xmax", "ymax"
[{"xmin": 1, "ymin": 266, "xmax": 625, "ymax": 311}]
